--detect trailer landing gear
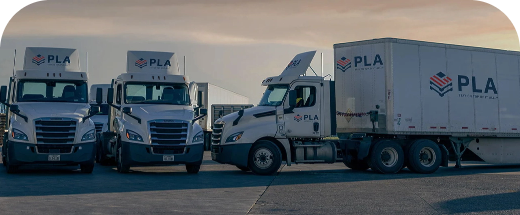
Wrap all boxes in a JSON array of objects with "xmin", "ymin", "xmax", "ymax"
[{"xmin": 449, "ymin": 137, "xmax": 473, "ymax": 168}]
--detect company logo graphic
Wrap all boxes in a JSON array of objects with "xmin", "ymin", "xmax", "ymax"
[
  {"xmin": 135, "ymin": 58, "xmax": 147, "ymax": 68},
  {"xmin": 429, "ymin": 72, "xmax": 453, "ymax": 97},
  {"xmin": 337, "ymin": 57, "xmax": 351, "ymax": 72},
  {"xmin": 32, "ymin": 54, "xmax": 46, "ymax": 66},
  {"xmin": 286, "ymin": 59, "xmax": 301, "ymax": 69},
  {"xmin": 294, "ymin": 114, "xmax": 303, "ymax": 122}
]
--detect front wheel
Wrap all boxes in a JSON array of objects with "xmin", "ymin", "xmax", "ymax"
[
  {"xmin": 343, "ymin": 153, "xmax": 369, "ymax": 171},
  {"xmin": 116, "ymin": 143, "xmax": 130, "ymax": 173},
  {"xmin": 186, "ymin": 164, "xmax": 201, "ymax": 174},
  {"xmin": 4, "ymin": 146, "xmax": 19, "ymax": 174},
  {"xmin": 248, "ymin": 140, "xmax": 282, "ymax": 176},
  {"xmin": 368, "ymin": 140, "xmax": 404, "ymax": 174},
  {"xmin": 80, "ymin": 161, "xmax": 95, "ymax": 174}
]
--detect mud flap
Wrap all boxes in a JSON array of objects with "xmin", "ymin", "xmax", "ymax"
[{"xmin": 439, "ymin": 144, "xmax": 449, "ymax": 167}]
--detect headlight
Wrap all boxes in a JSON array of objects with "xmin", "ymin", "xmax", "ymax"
[
  {"xmin": 192, "ymin": 131, "xmax": 204, "ymax": 143},
  {"xmin": 226, "ymin": 131, "xmax": 243, "ymax": 143},
  {"xmin": 81, "ymin": 129, "xmax": 96, "ymax": 141},
  {"xmin": 11, "ymin": 129, "xmax": 28, "ymax": 141},
  {"xmin": 126, "ymin": 129, "xmax": 143, "ymax": 142}
]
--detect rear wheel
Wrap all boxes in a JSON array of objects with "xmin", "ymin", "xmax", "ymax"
[
  {"xmin": 343, "ymin": 153, "xmax": 369, "ymax": 171},
  {"xmin": 406, "ymin": 139, "xmax": 442, "ymax": 174},
  {"xmin": 368, "ymin": 140, "xmax": 404, "ymax": 174},
  {"xmin": 116, "ymin": 143, "xmax": 130, "ymax": 173},
  {"xmin": 186, "ymin": 164, "xmax": 201, "ymax": 174},
  {"xmin": 236, "ymin": 165, "xmax": 250, "ymax": 172},
  {"xmin": 248, "ymin": 140, "xmax": 282, "ymax": 175}
]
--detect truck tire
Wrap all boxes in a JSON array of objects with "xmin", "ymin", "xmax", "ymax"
[
  {"xmin": 368, "ymin": 140, "xmax": 404, "ymax": 174},
  {"xmin": 80, "ymin": 161, "xmax": 95, "ymax": 174},
  {"xmin": 116, "ymin": 143, "xmax": 130, "ymax": 173},
  {"xmin": 4, "ymin": 146, "xmax": 18, "ymax": 174},
  {"xmin": 248, "ymin": 140, "xmax": 282, "ymax": 175},
  {"xmin": 343, "ymin": 154, "xmax": 369, "ymax": 171},
  {"xmin": 406, "ymin": 139, "xmax": 442, "ymax": 174},
  {"xmin": 236, "ymin": 165, "xmax": 250, "ymax": 172},
  {"xmin": 186, "ymin": 164, "xmax": 201, "ymax": 174}
]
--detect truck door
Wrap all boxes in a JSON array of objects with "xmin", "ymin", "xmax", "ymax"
[{"xmin": 284, "ymin": 82, "xmax": 322, "ymax": 138}]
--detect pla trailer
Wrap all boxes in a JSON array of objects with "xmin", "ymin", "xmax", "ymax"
[{"xmin": 211, "ymin": 38, "xmax": 520, "ymax": 175}]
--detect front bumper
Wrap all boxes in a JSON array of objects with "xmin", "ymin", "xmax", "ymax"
[
  {"xmin": 211, "ymin": 143, "xmax": 252, "ymax": 167},
  {"xmin": 122, "ymin": 141, "xmax": 203, "ymax": 166},
  {"xmin": 7, "ymin": 141, "xmax": 95, "ymax": 165}
]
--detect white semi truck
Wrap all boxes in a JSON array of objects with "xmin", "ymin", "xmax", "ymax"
[
  {"xmin": 89, "ymin": 84, "xmax": 110, "ymax": 164},
  {"xmin": 195, "ymin": 82, "xmax": 251, "ymax": 150},
  {"xmin": 100, "ymin": 51, "xmax": 206, "ymax": 173},
  {"xmin": 0, "ymin": 47, "xmax": 99, "ymax": 173},
  {"xmin": 211, "ymin": 38, "xmax": 520, "ymax": 175}
]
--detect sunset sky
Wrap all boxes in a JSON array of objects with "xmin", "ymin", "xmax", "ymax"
[{"xmin": 0, "ymin": 0, "xmax": 518, "ymax": 102}]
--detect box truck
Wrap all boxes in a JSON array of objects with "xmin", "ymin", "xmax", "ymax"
[
  {"xmin": 196, "ymin": 82, "xmax": 251, "ymax": 150},
  {"xmin": 211, "ymin": 38, "xmax": 520, "ymax": 175},
  {"xmin": 89, "ymin": 84, "xmax": 110, "ymax": 164},
  {"xmin": 99, "ymin": 51, "xmax": 206, "ymax": 173},
  {"xmin": 0, "ymin": 47, "xmax": 99, "ymax": 173}
]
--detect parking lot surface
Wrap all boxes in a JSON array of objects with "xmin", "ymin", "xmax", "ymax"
[{"xmin": 1, "ymin": 152, "xmax": 520, "ymax": 214}]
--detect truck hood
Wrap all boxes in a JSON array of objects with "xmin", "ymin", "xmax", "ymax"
[
  {"xmin": 17, "ymin": 103, "xmax": 89, "ymax": 120},
  {"xmin": 220, "ymin": 105, "xmax": 275, "ymax": 124},
  {"xmin": 128, "ymin": 104, "xmax": 195, "ymax": 122}
]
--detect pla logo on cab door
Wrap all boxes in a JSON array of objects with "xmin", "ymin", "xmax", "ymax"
[
  {"xmin": 429, "ymin": 72, "xmax": 453, "ymax": 97},
  {"xmin": 294, "ymin": 114, "xmax": 303, "ymax": 122},
  {"xmin": 135, "ymin": 58, "xmax": 148, "ymax": 68},
  {"xmin": 336, "ymin": 57, "xmax": 351, "ymax": 72},
  {"xmin": 32, "ymin": 54, "xmax": 46, "ymax": 66}
]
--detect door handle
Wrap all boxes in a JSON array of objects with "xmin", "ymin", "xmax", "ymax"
[{"xmin": 313, "ymin": 122, "xmax": 319, "ymax": 132}]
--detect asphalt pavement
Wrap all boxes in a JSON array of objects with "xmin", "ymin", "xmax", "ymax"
[{"xmin": 1, "ymin": 151, "xmax": 520, "ymax": 214}]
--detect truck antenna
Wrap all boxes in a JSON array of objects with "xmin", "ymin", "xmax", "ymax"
[
  {"xmin": 184, "ymin": 55, "xmax": 186, "ymax": 75},
  {"xmin": 86, "ymin": 52, "xmax": 89, "ymax": 73},
  {"xmin": 12, "ymin": 49, "xmax": 16, "ymax": 76},
  {"xmin": 321, "ymin": 52, "xmax": 323, "ymax": 77}
]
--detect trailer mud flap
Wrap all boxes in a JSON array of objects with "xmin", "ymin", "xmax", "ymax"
[{"xmin": 439, "ymin": 144, "xmax": 449, "ymax": 167}]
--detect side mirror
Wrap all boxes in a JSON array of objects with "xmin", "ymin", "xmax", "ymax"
[
  {"xmin": 200, "ymin": 108, "xmax": 207, "ymax": 115},
  {"xmin": 197, "ymin": 91, "xmax": 203, "ymax": 107},
  {"xmin": 0, "ymin": 85, "xmax": 7, "ymax": 104},
  {"xmin": 238, "ymin": 109, "xmax": 244, "ymax": 116},
  {"xmin": 288, "ymin": 90, "xmax": 297, "ymax": 108},
  {"xmin": 96, "ymin": 88, "xmax": 103, "ymax": 104},
  {"xmin": 123, "ymin": 107, "xmax": 132, "ymax": 114},
  {"xmin": 90, "ymin": 106, "xmax": 100, "ymax": 114},
  {"xmin": 107, "ymin": 88, "xmax": 114, "ymax": 104},
  {"xmin": 10, "ymin": 104, "xmax": 19, "ymax": 112}
]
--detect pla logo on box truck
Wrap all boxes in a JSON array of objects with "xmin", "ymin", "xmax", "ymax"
[{"xmin": 337, "ymin": 54, "xmax": 383, "ymax": 72}]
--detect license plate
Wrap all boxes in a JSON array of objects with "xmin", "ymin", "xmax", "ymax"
[
  {"xmin": 163, "ymin": 155, "xmax": 174, "ymax": 161},
  {"xmin": 48, "ymin": 155, "xmax": 60, "ymax": 161}
]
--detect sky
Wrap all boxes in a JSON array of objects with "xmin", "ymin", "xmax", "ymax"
[{"xmin": 0, "ymin": 0, "xmax": 519, "ymax": 103}]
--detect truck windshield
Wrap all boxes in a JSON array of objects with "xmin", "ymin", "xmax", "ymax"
[
  {"xmin": 125, "ymin": 82, "xmax": 190, "ymax": 105},
  {"xmin": 91, "ymin": 104, "xmax": 109, "ymax": 115},
  {"xmin": 17, "ymin": 80, "xmax": 88, "ymax": 103},
  {"xmin": 258, "ymin": 84, "xmax": 289, "ymax": 106}
]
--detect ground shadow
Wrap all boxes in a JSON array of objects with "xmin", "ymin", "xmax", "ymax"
[{"xmin": 437, "ymin": 192, "xmax": 520, "ymax": 213}]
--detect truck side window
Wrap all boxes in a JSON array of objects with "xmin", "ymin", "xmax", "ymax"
[
  {"xmin": 116, "ymin": 84, "xmax": 122, "ymax": 105},
  {"xmin": 294, "ymin": 86, "xmax": 316, "ymax": 108}
]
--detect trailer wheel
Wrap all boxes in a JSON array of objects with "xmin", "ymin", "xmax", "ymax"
[
  {"xmin": 407, "ymin": 139, "xmax": 441, "ymax": 174},
  {"xmin": 368, "ymin": 140, "xmax": 404, "ymax": 174},
  {"xmin": 116, "ymin": 143, "xmax": 130, "ymax": 173},
  {"xmin": 186, "ymin": 164, "xmax": 201, "ymax": 174},
  {"xmin": 248, "ymin": 140, "xmax": 282, "ymax": 175},
  {"xmin": 236, "ymin": 165, "xmax": 250, "ymax": 172},
  {"xmin": 343, "ymin": 153, "xmax": 369, "ymax": 171}
]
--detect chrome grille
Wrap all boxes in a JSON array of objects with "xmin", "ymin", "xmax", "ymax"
[
  {"xmin": 94, "ymin": 122, "xmax": 103, "ymax": 134},
  {"xmin": 212, "ymin": 121, "xmax": 225, "ymax": 145},
  {"xmin": 149, "ymin": 120, "xmax": 188, "ymax": 144},
  {"xmin": 35, "ymin": 118, "xmax": 76, "ymax": 144}
]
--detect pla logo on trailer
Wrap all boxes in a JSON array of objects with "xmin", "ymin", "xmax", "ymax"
[
  {"xmin": 429, "ymin": 72, "xmax": 453, "ymax": 97},
  {"xmin": 286, "ymin": 59, "xmax": 301, "ymax": 69},
  {"xmin": 32, "ymin": 54, "xmax": 46, "ymax": 66},
  {"xmin": 294, "ymin": 114, "xmax": 303, "ymax": 122},
  {"xmin": 135, "ymin": 58, "xmax": 147, "ymax": 68},
  {"xmin": 336, "ymin": 57, "xmax": 351, "ymax": 72}
]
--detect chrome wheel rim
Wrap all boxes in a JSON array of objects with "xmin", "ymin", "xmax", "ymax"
[
  {"xmin": 380, "ymin": 147, "xmax": 398, "ymax": 167},
  {"xmin": 254, "ymin": 148, "xmax": 274, "ymax": 169},
  {"xmin": 419, "ymin": 147, "xmax": 436, "ymax": 167}
]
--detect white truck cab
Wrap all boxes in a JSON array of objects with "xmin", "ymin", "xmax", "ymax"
[
  {"xmin": 211, "ymin": 51, "xmax": 338, "ymax": 175},
  {"xmin": 89, "ymin": 84, "xmax": 110, "ymax": 163},
  {"xmin": 1, "ymin": 47, "xmax": 99, "ymax": 173},
  {"xmin": 101, "ymin": 51, "xmax": 206, "ymax": 173}
]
